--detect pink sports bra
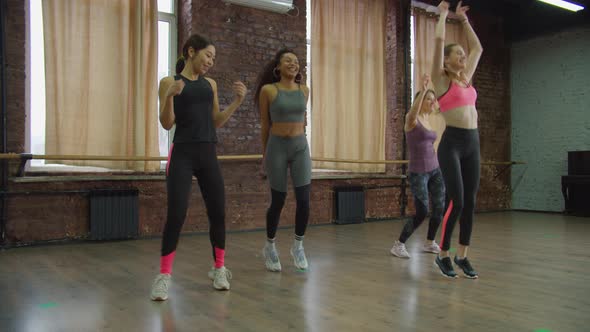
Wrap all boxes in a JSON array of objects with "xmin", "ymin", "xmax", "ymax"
[{"xmin": 437, "ymin": 81, "xmax": 477, "ymax": 112}]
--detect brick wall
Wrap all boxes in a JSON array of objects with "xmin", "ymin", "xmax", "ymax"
[
  {"xmin": 4, "ymin": 0, "xmax": 27, "ymax": 152},
  {"xmin": 511, "ymin": 27, "xmax": 590, "ymax": 211}
]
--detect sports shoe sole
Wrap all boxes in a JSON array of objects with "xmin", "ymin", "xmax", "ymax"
[
  {"xmin": 213, "ymin": 282, "xmax": 230, "ymax": 291},
  {"xmin": 457, "ymin": 269, "xmax": 479, "ymax": 279},
  {"xmin": 390, "ymin": 248, "xmax": 411, "ymax": 258}
]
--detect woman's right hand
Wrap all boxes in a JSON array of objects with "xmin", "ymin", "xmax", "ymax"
[
  {"xmin": 455, "ymin": 1, "xmax": 470, "ymax": 21},
  {"xmin": 422, "ymin": 74, "xmax": 431, "ymax": 90},
  {"xmin": 259, "ymin": 154, "xmax": 267, "ymax": 179},
  {"xmin": 438, "ymin": 1, "xmax": 449, "ymax": 16},
  {"xmin": 166, "ymin": 79, "xmax": 185, "ymax": 98}
]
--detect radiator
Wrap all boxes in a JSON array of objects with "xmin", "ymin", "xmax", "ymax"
[
  {"xmin": 333, "ymin": 186, "xmax": 365, "ymax": 224},
  {"xmin": 89, "ymin": 189, "xmax": 139, "ymax": 240}
]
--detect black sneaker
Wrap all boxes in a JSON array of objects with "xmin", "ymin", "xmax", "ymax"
[
  {"xmin": 435, "ymin": 256, "xmax": 458, "ymax": 278},
  {"xmin": 454, "ymin": 256, "xmax": 479, "ymax": 279}
]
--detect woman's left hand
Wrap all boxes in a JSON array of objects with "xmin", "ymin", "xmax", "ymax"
[
  {"xmin": 455, "ymin": 1, "xmax": 470, "ymax": 21},
  {"xmin": 232, "ymin": 81, "xmax": 247, "ymax": 102},
  {"xmin": 422, "ymin": 74, "xmax": 431, "ymax": 90}
]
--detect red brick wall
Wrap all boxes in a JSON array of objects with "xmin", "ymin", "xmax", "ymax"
[
  {"xmin": 2, "ymin": 0, "xmax": 511, "ymax": 245},
  {"xmin": 4, "ymin": 0, "xmax": 27, "ymax": 152}
]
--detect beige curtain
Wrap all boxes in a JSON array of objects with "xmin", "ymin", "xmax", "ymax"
[
  {"xmin": 43, "ymin": 0, "xmax": 160, "ymax": 171},
  {"xmin": 413, "ymin": 10, "xmax": 468, "ymax": 150},
  {"xmin": 311, "ymin": 0, "xmax": 386, "ymax": 172}
]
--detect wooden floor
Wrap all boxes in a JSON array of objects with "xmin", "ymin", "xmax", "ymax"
[{"xmin": 1, "ymin": 212, "xmax": 589, "ymax": 332}]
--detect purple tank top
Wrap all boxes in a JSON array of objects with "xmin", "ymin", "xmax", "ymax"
[{"xmin": 406, "ymin": 120, "xmax": 439, "ymax": 173}]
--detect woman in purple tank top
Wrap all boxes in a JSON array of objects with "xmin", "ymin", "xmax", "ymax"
[{"xmin": 391, "ymin": 75, "xmax": 445, "ymax": 259}]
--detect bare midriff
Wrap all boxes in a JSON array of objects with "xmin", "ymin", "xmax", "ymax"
[
  {"xmin": 270, "ymin": 122, "xmax": 305, "ymax": 137},
  {"xmin": 440, "ymin": 105, "xmax": 478, "ymax": 129}
]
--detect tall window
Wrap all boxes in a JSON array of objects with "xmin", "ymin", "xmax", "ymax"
[
  {"xmin": 29, "ymin": 0, "xmax": 46, "ymax": 166},
  {"xmin": 410, "ymin": 14, "xmax": 416, "ymax": 98},
  {"xmin": 157, "ymin": 0, "xmax": 177, "ymax": 159},
  {"xmin": 28, "ymin": 0, "xmax": 177, "ymax": 167}
]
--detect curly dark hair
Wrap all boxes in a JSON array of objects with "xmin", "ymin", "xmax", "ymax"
[{"xmin": 254, "ymin": 48, "xmax": 302, "ymax": 107}]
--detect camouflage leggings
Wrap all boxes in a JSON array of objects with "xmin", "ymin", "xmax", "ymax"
[{"xmin": 399, "ymin": 167, "xmax": 445, "ymax": 243}]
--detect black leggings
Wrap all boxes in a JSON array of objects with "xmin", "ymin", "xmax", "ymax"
[
  {"xmin": 437, "ymin": 126, "xmax": 480, "ymax": 251},
  {"xmin": 266, "ymin": 184, "xmax": 310, "ymax": 239},
  {"xmin": 161, "ymin": 143, "xmax": 225, "ymax": 260}
]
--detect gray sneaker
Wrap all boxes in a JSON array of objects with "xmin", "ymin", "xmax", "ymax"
[
  {"xmin": 263, "ymin": 244, "xmax": 282, "ymax": 272},
  {"xmin": 208, "ymin": 266, "xmax": 232, "ymax": 290},
  {"xmin": 150, "ymin": 273, "xmax": 171, "ymax": 301},
  {"xmin": 423, "ymin": 241, "xmax": 441, "ymax": 254},
  {"xmin": 390, "ymin": 240, "xmax": 411, "ymax": 258},
  {"xmin": 290, "ymin": 246, "xmax": 309, "ymax": 270}
]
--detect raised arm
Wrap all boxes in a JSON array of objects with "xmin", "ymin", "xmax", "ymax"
[
  {"xmin": 207, "ymin": 78, "xmax": 247, "ymax": 128},
  {"xmin": 405, "ymin": 75, "xmax": 430, "ymax": 131},
  {"xmin": 456, "ymin": 1, "xmax": 483, "ymax": 82},
  {"xmin": 432, "ymin": 1, "xmax": 450, "ymax": 90}
]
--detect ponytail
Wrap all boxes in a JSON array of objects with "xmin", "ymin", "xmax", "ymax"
[{"xmin": 175, "ymin": 55, "xmax": 185, "ymax": 74}]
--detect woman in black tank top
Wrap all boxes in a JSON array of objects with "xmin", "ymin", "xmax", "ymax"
[{"xmin": 150, "ymin": 34, "xmax": 247, "ymax": 300}]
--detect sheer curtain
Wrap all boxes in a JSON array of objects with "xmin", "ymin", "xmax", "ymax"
[
  {"xmin": 311, "ymin": 0, "xmax": 387, "ymax": 172},
  {"xmin": 43, "ymin": 0, "xmax": 160, "ymax": 171}
]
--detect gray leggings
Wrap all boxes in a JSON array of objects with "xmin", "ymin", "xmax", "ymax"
[{"xmin": 265, "ymin": 134, "xmax": 312, "ymax": 192}]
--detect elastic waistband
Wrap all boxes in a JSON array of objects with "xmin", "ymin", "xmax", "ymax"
[
  {"xmin": 444, "ymin": 126, "xmax": 478, "ymax": 133},
  {"xmin": 172, "ymin": 141, "xmax": 216, "ymax": 147},
  {"xmin": 443, "ymin": 126, "xmax": 479, "ymax": 138}
]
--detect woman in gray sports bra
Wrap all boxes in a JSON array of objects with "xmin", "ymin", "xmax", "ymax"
[{"xmin": 254, "ymin": 49, "xmax": 311, "ymax": 272}]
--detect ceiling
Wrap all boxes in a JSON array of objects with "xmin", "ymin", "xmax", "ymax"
[{"xmin": 447, "ymin": 0, "xmax": 590, "ymax": 41}]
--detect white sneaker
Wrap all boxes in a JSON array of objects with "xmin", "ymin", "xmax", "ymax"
[
  {"xmin": 208, "ymin": 266, "xmax": 232, "ymax": 290},
  {"xmin": 290, "ymin": 246, "xmax": 309, "ymax": 270},
  {"xmin": 150, "ymin": 273, "xmax": 171, "ymax": 301},
  {"xmin": 263, "ymin": 244, "xmax": 282, "ymax": 272},
  {"xmin": 390, "ymin": 240, "xmax": 411, "ymax": 258},
  {"xmin": 423, "ymin": 241, "xmax": 441, "ymax": 254}
]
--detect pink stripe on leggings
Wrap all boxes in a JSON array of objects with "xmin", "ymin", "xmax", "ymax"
[
  {"xmin": 439, "ymin": 200, "xmax": 454, "ymax": 250},
  {"xmin": 160, "ymin": 251, "xmax": 176, "ymax": 274},
  {"xmin": 214, "ymin": 247, "xmax": 225, "ymax": 269}
]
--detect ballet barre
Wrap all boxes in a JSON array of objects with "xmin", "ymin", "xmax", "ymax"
[{"xmin": 0, "ymin": 153, "xmax": 526, "ymax": 177}]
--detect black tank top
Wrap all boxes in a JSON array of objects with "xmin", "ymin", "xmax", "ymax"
[{"xmin": 172, "ymin": 74, "xmax": 217, "ymax": 143}]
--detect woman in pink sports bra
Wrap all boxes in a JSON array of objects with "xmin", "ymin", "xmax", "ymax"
[{"xmin": 431, "ymin": 1, "xmax": 483, "ymax": 279}]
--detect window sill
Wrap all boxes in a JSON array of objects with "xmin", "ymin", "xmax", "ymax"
[
  {"xmin": 13, "ymin": 165, "xmax": 403, "ymax": 183},
  {"xmin": 311, "ymin": 173, "xmax": 405, "ymax": 180}
]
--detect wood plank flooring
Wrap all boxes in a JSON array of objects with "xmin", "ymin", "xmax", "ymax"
[{"xmin": 1, "ymin": 212, "xmax": 589, "ymax": 332}]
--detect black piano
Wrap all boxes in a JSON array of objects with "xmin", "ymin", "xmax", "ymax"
[{"xmin": 562, "ymin": 151, "xmax": 590, "ymax": 217}]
